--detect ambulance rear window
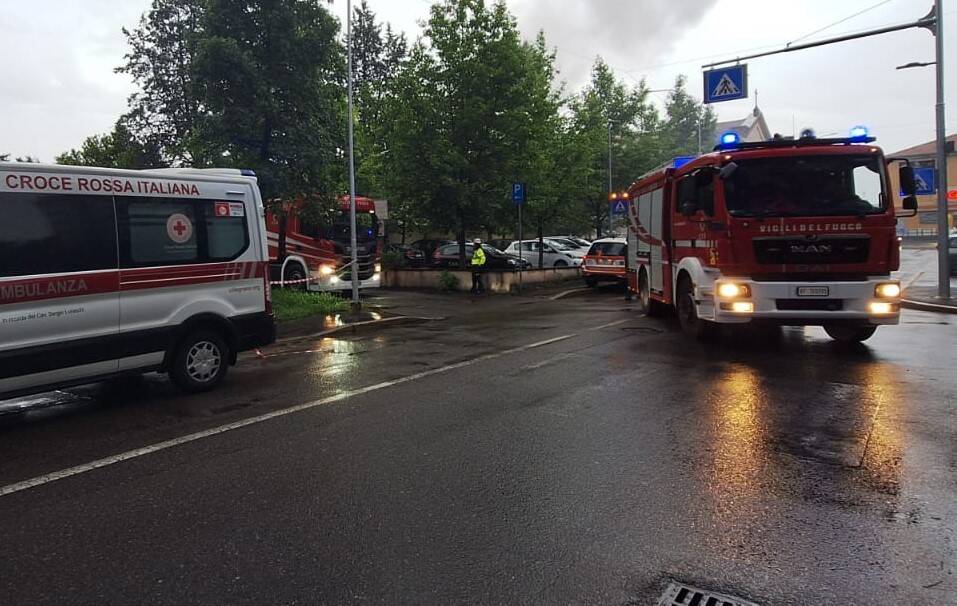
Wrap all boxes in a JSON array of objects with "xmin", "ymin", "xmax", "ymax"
[
  {"xmin": 588, "ymin": 242, "xmax": 625, "ymax": 256},
  {"xmin": 0, "ymin": 192, "xmax": 117, "ymax": 277}
]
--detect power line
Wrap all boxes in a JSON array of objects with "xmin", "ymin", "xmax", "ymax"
[{"xmin": 787, "ymin": 0, "xmax": 895, "ymax": 46}]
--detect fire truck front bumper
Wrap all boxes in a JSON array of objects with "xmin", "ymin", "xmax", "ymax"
[
  {"xmin": 699, "ymin": 277, "xmax": 901, "ymax": 326},
  {"xmin": 308, "ymin": 269, "xmax": 381, "ymax": 292}
]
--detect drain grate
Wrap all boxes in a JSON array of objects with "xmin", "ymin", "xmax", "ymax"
[{"xmin": 657, "ymin": 582, "xmax": 759, "ymax": 606}]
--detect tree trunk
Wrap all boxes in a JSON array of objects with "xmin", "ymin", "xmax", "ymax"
[{"xmin": 457, "ymin": 226, "xmax": 467, "ymax": 267}]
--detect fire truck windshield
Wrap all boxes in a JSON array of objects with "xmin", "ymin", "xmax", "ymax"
[
  {"xmin": 723, "ymin": 154, "xmax": 886, "ymax": 218},
  {"xmin": 325, "ymin": 211, "xmax": 378, "ymax": 242}
]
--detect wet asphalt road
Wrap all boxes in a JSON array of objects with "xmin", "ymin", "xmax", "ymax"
[{"xmin": 1, "ymin": 286, "xmax": 956, "ymax": 605}]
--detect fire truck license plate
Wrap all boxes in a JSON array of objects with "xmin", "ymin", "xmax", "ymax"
[{"xmin": 797, "ymin": 286, "xmax": 829, "ymax": 297}]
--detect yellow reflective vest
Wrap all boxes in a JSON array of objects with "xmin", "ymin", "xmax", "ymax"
[{"xmin": 471, "ymin": 247, "xmax": 486, "ymax": 267}]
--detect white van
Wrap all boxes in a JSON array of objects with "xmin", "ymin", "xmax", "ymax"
[{"xmin": 0, "ymin": 164, "xmax": 275, "ymax": 399}]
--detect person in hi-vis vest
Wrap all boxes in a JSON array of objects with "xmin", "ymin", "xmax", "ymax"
[{"xmin": 470, "ymin": 238, "xmax": 486, "ymax": 294}]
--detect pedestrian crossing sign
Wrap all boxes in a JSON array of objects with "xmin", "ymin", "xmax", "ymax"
[
  {"xmin": 703, "ymin": 65, "xmax": 747, "ymax": 104},
  {"xmin": 610, "ymin": 199, "xmax": 628, "ymax": 216}
]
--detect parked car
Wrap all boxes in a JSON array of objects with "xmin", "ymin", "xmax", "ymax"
[
  {"xmin": 582, "ymin": 238, "xmax": 628, "ymax": 287},
  {"xmin": 410, "ymin": 239, "xmax": 453, "ymax": 260},
  {"xmin": 504, "ymin": 239, "xmax": 582, "ymax": 268},
  {"xmin": 549, "ymin": 235, "xmax": 592, "ymax": 250},
  {"xmin": 544, "ymin": 237, "xmax": 586, "ymax": 259},
  {"xmin": 486, "ymin": 239, "xmax": 513, "ymax": 253},
  {"xmin": 431, "ymin": 242, "xmax": 530, "ymax": 270},
  {"xmin": 386, "ymin": 243, "xmax": 426, "ymax": 268}
]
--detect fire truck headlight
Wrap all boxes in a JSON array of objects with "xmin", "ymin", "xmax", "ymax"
[
  {"xmin": 869, "ymin": 301, "xmax": 896, "ymax": 314},
  {"xmin": 329, "ymin": 276, "xmax": 340, "ymax": 285},
  {"xmin": 374, "ymin": 263, "xmax": 382, "ymax": 273},
  {"xmin": 730, "ymin": 301, "xmax": 754, "ymax": 313},
  {"xmin": 717, "ymin": 282, "xmax": 750, "ymax": 298},
  {"xmin": 874, "ymin": 283, "xmax": 901, "ymax": 298},
  {"xmin": 319, "ymin": 264, "xmax": 335, "ymax": 276}
]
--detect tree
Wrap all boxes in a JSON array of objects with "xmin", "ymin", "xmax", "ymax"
[
  {"xmin": 662, "ymin": 75, "xmax": 717, "ymax": 158},
  {"xmin": 191, "ymin": 0, "xmax": 345, "ymax": 204},
  {"xmin": 56, "ymin": 122, "xmax": 166, "ymax": 169},
  {"xmin": 380, "ymin": 0, "xmax": 565, "ymax": 263},
  {"xmin": 566, "ymin": 58, "xmax": 658, "ymax": 237},
  {"xmin": 117, "ymin": 0, "xmax": 205, "ymax": 165}
]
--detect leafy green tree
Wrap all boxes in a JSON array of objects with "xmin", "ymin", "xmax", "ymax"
[
  {"xmin": 192, "ymin": 0, "xmax": 345, "ymax": 205},
  {"xmin": 117, "ymin": 0, "xmax": 204, "ymax": 165},
  {"xmin": 662, "ymin": 75, "xmax": 717, "ymax": 158},
  {"xmin": 380, "ymin": 0, "xmax": 567, "ymax": 263},
  {"xmin": 566, "ymin": 58, "xmax": 658, "ymax": 237},
  {"xmin": 56, "ymin": 122, "xmax": 166, "ymax": 169}
]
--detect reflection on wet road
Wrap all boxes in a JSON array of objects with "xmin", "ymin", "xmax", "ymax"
[{"xmin": 0, "ymin": 289, "xmax": 955, "ymax": 605}]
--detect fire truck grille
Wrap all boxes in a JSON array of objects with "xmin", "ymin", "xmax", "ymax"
[
  {"xmin": 753, "ymin": 237, "xmax": 869, "ymax": 265},
  {"xmin": 339, "ymin": 254, "xmax": 375, "ymax": 280}
]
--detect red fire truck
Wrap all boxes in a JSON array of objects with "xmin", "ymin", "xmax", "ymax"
[
  {"xmin": 266, "ymin": 196, "xmax": 384, "ymax": 291},
  {"xmin": 626, "ymin": 129, "xmax": 918, "ymax": 342}
]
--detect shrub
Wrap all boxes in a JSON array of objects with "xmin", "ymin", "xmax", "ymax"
[
  {"xmin": 380, "ymin": 250, "xmax": 405, "ymax": 270},
  {"xmin": 438, "ymin": 270, "xmax": 460, "ymax": 291}
]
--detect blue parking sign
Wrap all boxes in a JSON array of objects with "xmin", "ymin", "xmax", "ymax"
[
  {"xmin": 703, "ymin": 65, "xmax": 747, "ymax": 104},
  {"xmin": 511, "ymin": 182, "xmax": 526, "ymax": 204}
]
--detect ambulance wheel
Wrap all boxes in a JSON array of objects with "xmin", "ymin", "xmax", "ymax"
[
  {"xmin": 283, "ymin": 263, "xmax": 307, "ymax": 291},
  {"xmin": 637, "ymin": 268, "xmax": 660, "ymax": 316},
  {"xmin": 824, "ymin": 324, "xmax": 877, "ymax": 343},
  {"xmin": 676, "ymin": 277, "xmax": 712, "ymax": 340},
  {"xmin": 170, "ymin": 330, "xmax": 230, "ymax": 393}
]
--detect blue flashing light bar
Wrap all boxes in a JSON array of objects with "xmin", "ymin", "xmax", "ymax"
[
  {"xmin": 849, "ymin": 125, "xmax": 870, "ymax": 141},
  {"xmin": 240, "ymin": 169, "xmax": 257, "ymax": 177},
  {"xmin": 672, "ymin": 155, "xmax": 695, "ymax": 168},
  {"xmin": 718, "ymin": 131, "xmax": 741, "ymax": 148}
]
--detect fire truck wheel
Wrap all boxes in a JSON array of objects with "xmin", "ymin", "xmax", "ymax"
[
  {"xmin": 283, "ymin": 263, "xmax": 308, "ymax": 291},
  {"xmin": 170, "ymin": 330, "xmax": 230, "ymax": 393},
  {"xmin": 823, "ymin": 324, "xmax": 878, "ymax": 343},
  {"xmin": 676, "ymin": 277, "xmax": 712, "ymax": 339},
  {"xmin": 637, "ymin": 269, "xmax": 660, "ymax": 316},
  {"xmin": 585, "ymin": 277, "xmax": 597, "ymax": 288}
]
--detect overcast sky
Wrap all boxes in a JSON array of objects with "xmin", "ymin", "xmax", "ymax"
[{"xmin": 1, "ymin": 0, "xmax": 953, "ymax": 162}]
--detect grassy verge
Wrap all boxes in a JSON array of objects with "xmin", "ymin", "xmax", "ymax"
[{"xmin": 272, "ymin": 288, "xmax": 350, "ymax": 322}]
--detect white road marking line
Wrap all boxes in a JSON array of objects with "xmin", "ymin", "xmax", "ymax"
[
  {"xmin": 587, "ymin": 318, "xmax": 632, "ymax": 331},
  {"xmin": 0, "ymin": 333, "xmax": 577, "ymax": 498}
]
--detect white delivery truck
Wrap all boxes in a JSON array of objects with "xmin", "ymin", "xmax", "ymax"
[{"xmin": 0, "ymin": 164, "xmax": 275, "ymax": 398}]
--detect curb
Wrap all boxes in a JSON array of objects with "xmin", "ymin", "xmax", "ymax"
[
  {"xmin": 901, "ymin": 299, "xmax": 957, "ymax": 315},
  {"xmin": 275, "ymin": 315, "xmax": 442, "ymax": 344}
]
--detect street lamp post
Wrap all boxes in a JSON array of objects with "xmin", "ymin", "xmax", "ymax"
[
  {"xmin": 346, "ymin": 0, "xmax": 360, "ymax": 310},
  {"xmin": 607, "ymin": 121, "xmax": 613, "ymax": 237},
  {"xmin": 897, "ymin": 1, "xmax": 949, "ymax": 298}
]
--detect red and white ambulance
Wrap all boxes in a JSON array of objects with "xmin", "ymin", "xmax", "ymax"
[
  {"xmin": 0, "ymin": 164, "xmax": 275, "ymax": 399},
  {"xmin": 625, "ymin": 130, "xmax": 918, "ymax": 342}
]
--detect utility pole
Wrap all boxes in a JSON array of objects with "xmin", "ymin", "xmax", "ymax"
[
  {"xmin": 607, "ymin": 121, "xmax": 613, "ymax": 237},
  {"xmin": 703, "ymin": 4, "xmax": 947, "ymax": 298},
  {"xmin": 933, "ymin": 0, "xmax": 950, "ymax": 298},
  {"xmin": 346, "ymin": 0, "xmax": 360, "ymax": 310}
]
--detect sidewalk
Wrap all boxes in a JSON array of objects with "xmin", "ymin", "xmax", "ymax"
[{"xmin": 902, "ymin": 285, "xmax": 957, "ymax": 315}]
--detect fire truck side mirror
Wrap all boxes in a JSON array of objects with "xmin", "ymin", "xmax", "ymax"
[
  {"xmin": 680, "ymin": 201, "xmax": 698, "ymax": 216},
  {"xmin": 899, "ymin": 165, "xmax": 917, "ymax": 196},
  {"xmin": 899, "ymin": 195, "xmax": 918, "ymax": 217},
  {"xmin": 718, "ymin": 162, "xmax": 738, "ymax": 180}
]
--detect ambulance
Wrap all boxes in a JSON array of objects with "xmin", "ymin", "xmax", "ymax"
[{"xmin": 0, "ymin": 163, "xmax": 275, "ymax": 399}]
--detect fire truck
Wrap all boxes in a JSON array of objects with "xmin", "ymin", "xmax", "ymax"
[
  {"xmin": 625, "ymin": 129, "xmax": 919, "ymax": 342},
  {"xmin": 266, "ymin": 196, "xmax": 384, "ymax": 291}
]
